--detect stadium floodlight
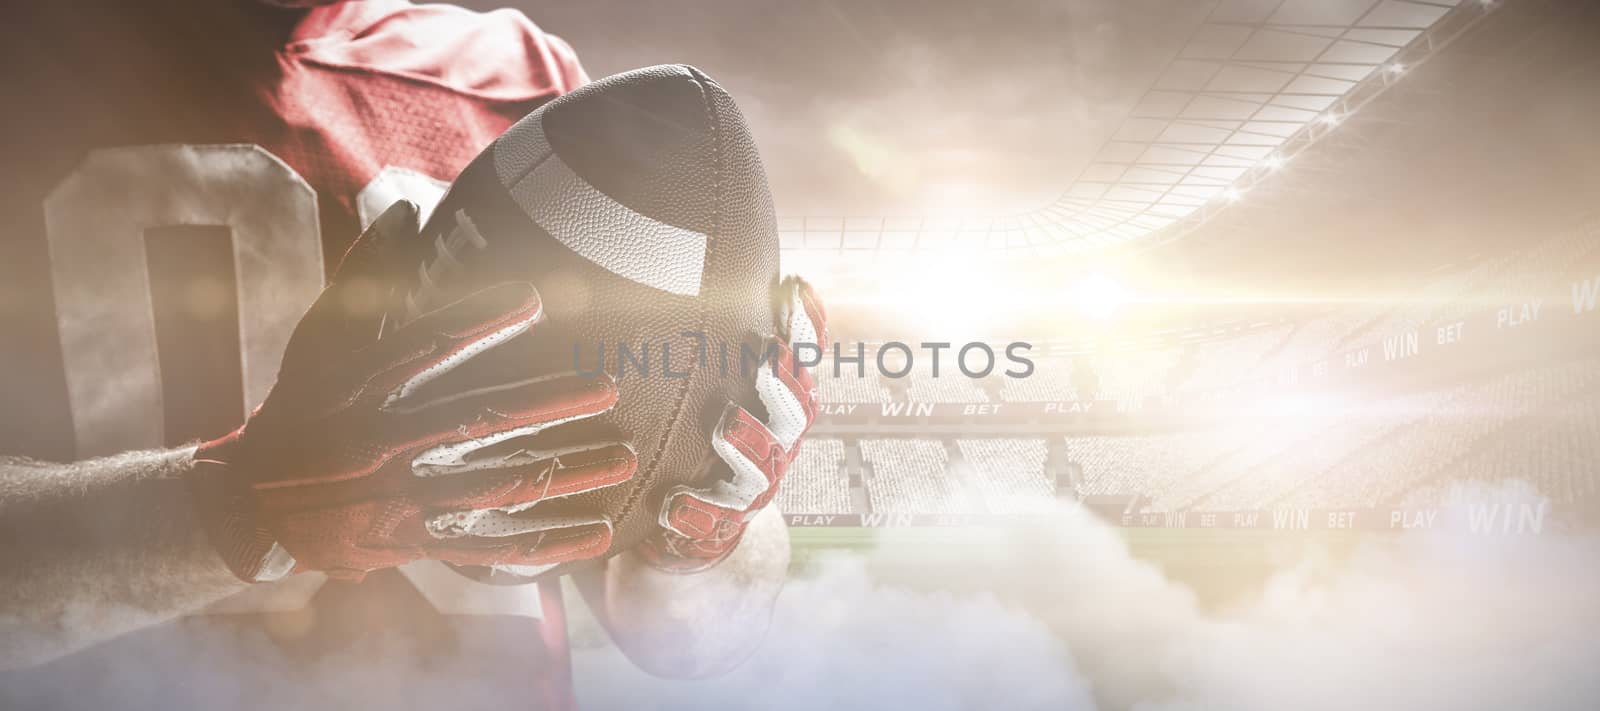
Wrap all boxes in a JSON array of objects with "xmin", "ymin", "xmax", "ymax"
[
  {"xmin": 1319, "ymin": 113, "xmax": 1342, "ymax": 126},
  {"xmin": 1263, "ymin": 154, "xmax": 1284, "ymax": 171},
  {"xmin": 1386, "ymin": 62, "xmax": 1406, "ymax": 75},
  {"xmin": 1222, "ymin": 188, "xmax": 1245, "ymax": 202}
]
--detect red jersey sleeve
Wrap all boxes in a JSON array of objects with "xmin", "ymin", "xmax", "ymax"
[{"xmin": 291, "ymin": 0, "xmax": 590, "ymax": 102}]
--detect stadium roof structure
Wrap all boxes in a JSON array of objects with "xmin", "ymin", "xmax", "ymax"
[{"xmin": 778, "ymin": 0, "xmax": 1498, "ymax": 259}]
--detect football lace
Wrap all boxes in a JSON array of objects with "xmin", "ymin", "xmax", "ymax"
[{"xmin": 403, "ymin": 208, "xmax": 489, "ymax": 322}]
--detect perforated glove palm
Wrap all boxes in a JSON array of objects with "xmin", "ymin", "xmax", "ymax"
[{"xmin": 191, "ymin": 202, "xmax": 635, "ymax": 582}]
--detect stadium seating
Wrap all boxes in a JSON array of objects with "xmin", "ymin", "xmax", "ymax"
[
  {"xmin": 860, "ymin": 439, "xmax": 967, "ymax": 513},
  {"xmin": 1400, "ymin": 395, "xmax": 1600, "ymax": 507},
  {"xmin": 1068, "ymin": 433, "xmax": 1216, "ymax": 500},
  {"xmin": 1338, "ymin": 261, "xmax": 1499, "ymax": 353},
  {"xmin": 1284, "ymin": 360, "xmax": 1600, "ymax": 508},
  {"xmin": 1178, "ymin": 325, "xmax": 1293, "ymax": 392},
  {"xmin": 775, "ymin": 438, "xmax": 852, "ymax": 514},
  {"xmin": 785, "ymin": 225, "xmax": 1600, "ymax": 520},
  {"xmin": 771, "ymin": 358, "xmax": 1600, "ymax": 516},
  {"xmin": 1207, "ymin": 388, "xmax": 1457, "ymax": 510},
  {"xmin": 1434, "ymin": 222, "xmax": 1599, "ymax": 327},
  {"xmin": 1258, "ymin": 313, "xmax": 1372, "ymax": 372},
  {"xmin": 1161, "ymin": 360, "xmax": 1600, "ymax": 511},
  {"xmin": 1089, "ymin": 349, "xmax": 1181, "ymax": 407},
  {"xmin": 1144, "ymin": 417, "xmax": 1329, "ymax": 512},
  {"xmin": 956, "ymin": 438, "xmax": 1054, "ymax": 512}
]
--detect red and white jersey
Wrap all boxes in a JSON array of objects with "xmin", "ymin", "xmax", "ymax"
[
  {"xmin": 0, "ymin": 1, "xmax": 585, "ymax": 707},
  {"xmin": 1, "ymin": 0, "xmax": 586, "ymax": 459}
]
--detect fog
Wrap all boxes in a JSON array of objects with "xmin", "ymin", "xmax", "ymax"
[{"xmin": 572, "ymin": 482, "xmax": 1600, "ymax": 710}]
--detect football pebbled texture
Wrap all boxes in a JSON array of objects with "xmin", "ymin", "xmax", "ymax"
[{"xmin": 399, "ymin": 64, "xmax": 781, "ymax": 579}]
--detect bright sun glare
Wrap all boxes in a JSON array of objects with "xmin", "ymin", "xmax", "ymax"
[{"xmin": 1073, "ymin": 273, "xmax": 1127, "ymax": 321}]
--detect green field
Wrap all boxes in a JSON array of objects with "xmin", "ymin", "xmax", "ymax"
[{"xmin": 788, "ymin": 525, "xmax": 1378, "ymax": 608}]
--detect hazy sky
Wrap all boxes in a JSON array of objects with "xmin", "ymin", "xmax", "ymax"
[
  {"xmin": 466, "ymin": 0, "xmax": 1600, "ymax": 291},
  {"xmin": 469, "ymin": 0, "xmax": 1210, "ymax": 216}
]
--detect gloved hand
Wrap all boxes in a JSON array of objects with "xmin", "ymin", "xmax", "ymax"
[
  {"xmin": 190, "ymin": 201, "xmax": 636, "ymax": 582},
  {"xmin": 639, "ymin": 277, "xmax": 827, "ymax": 573}
]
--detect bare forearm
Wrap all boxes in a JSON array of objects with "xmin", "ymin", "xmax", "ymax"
[
  {"xmin": 0, "ymin": 447, "xmax": 246, "ymax": 669},
  {"xmin": 577, "ymin": 507, "xmax": 790, "ymax": 679}
]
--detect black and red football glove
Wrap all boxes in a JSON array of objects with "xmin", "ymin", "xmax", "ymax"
[
  {"xmin": 639, "ymin": 277, "xmax": 827, "ymax": 573},
  {"xmin": 190, "ymin": 202, "xmax": 636, "ymax": 582}
]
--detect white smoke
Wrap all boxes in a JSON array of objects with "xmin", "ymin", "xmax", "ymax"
[
  {"xmin": 573, "ymin": 482, "xmax": 1600, "ymax": 711},
  {"xmin": 5, "ymin": 481, "xmax": 1593, "ymax": 710}
]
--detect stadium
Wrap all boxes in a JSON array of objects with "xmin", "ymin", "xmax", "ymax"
[
  {"xmin": 546, "ymin": 0, "xmax": 1600, "ymax": 707},
  {"xmin": 620, "ymin": 0, "xmax": 1600, "ymax": 549},
  {"xmin": 749, "ymin": 0, "xmax": 1600, "ymax": 532},
  {"xmin": 2, "ymin": 0, "xmax": 1596, "ymax": 709}
]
